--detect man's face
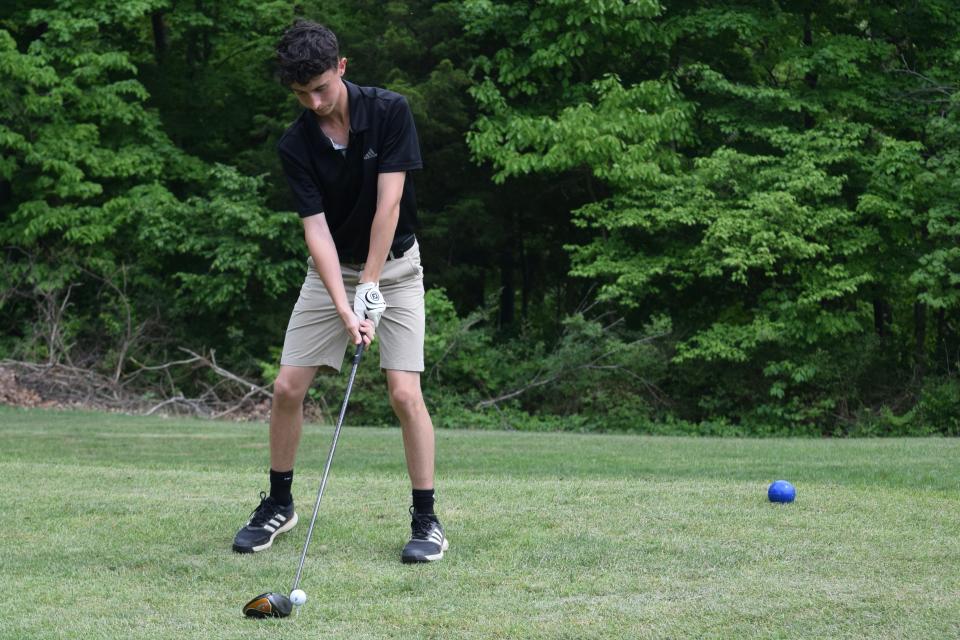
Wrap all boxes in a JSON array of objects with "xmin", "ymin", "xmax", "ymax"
[{"xmin": 290, "ymin": 58, "xmax": 347, "ymax": 117}]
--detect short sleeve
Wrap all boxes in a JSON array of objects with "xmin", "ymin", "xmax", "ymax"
[
  {"xmin": 378, "ymin": 97, "xmax": 423, "ymax": 173},
  {"xmin": 278, "ymin": 148, "xmax": 325, "ymax": 218}
]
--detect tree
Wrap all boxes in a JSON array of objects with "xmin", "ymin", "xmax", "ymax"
[
  {"xmin": 0, "ymin": 1, "xmax": 301, "ymax": 372},
  {"xmin": 463, "ymin": 0, "xmax": 960, "ymax": 429}
]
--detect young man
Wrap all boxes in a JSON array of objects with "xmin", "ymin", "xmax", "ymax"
[{"xmin": 232, "ymin": 20, "xmax": 447, "ymax": 564}]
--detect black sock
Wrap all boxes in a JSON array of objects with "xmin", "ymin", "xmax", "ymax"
[
  {"xmin": 412, "ymin": 488, "xmax": 435, "ymax": 515},
  {"xmin": 270, "ymin": 468, "xmax": 294, "ymax": 506}
]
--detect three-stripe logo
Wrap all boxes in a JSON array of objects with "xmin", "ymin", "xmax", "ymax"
[{"xmin": 262, "ymin": 513, "xmax": 287, "ymax": 533}]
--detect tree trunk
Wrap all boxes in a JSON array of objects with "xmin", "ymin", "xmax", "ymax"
[
  {"xmin": 873, "ymin": 298, "xmax": 891, "ymax": 337},
  {"xmin": 914, "ymin": 298, "xmax": 927, "ymax": 378},
  {"xmin": 802, "ymin": 11, "xmax": 818, "ymax": 130},
  {"xmin": 499, "ymin": 244, "xmax": 515, "ymax": 329},
  {"xmin": 935, "ymin": 307, "xmax": 947, "ymax": 373},
  {"xmin": 519, "ymin": 233, "xmax": 529, "ymax": 321},
  {"xmin": 151, "ymin": 12, "xmax": 168, "ymax": 63}
]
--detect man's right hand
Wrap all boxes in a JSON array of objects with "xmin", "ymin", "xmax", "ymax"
[{"xmin": 340, "ymin": 308, "xmax": 375, "ymax": 347}]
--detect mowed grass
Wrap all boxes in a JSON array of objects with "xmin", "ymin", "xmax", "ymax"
[{"xmin": 1, "ymin": 406, "xmax": 958, "ymax": 639}]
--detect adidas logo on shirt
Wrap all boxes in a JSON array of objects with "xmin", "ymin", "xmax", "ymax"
[{"xmin": 363, "ymin": 149, "xmax": 378, "ymax": 160}]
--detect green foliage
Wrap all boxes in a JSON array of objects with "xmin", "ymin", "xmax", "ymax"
[
  {"xmin": 850, "ymin": 376, "xmax": 960, "ymax": 437},
  {"xmin": 915, "ymin": 377, "xmax": 960, "ymax": 436},
  {"xmin": 2, "ymin": 1, "xmax": 958, "ymax": 435},
  {"xmin": 0, "ymin": 2, "xmax": 303, "ymax": 369},
  {"xmin": 463, "ymin": 0, "xmax": 960, "ymax": 433},
  {"xmin": 421, "ymin": 289, "xmax": 672, "ymax": 432}
]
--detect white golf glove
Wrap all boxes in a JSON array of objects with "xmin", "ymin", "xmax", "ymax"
[{"xmin": 354, "ymin": 282, "xmax": 386, "ymax": 327}]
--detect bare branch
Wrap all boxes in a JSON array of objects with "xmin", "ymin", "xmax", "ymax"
[
  {"xmin": 178, "ymin": 348, "xmax": 273, "ymax": 399},
  {"xmin": 144, "ymin": 394, "xmax": 187, "ymax": 416},
  {"xmin": 475, "ymin": 329, "xmax": 670, "ymax": 410}
]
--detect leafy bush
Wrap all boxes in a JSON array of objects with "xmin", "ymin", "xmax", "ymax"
[{"xmin": 914, "ymin": 377, "xmax": 960, "ymax": 437}]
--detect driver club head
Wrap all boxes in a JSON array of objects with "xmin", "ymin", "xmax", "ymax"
[{"xmin": 243, "ymin": 592, "xmax": 293, "ymax": 619}]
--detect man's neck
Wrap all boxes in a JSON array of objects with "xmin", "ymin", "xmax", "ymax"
[{"xmin": 315, "ymin": 80, "xmax": 350, "ymax": 131}]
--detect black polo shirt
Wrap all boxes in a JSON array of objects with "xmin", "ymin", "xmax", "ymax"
[{"xmin": 277, "ymin": 80, "xmax": 422, "ymax": 263}]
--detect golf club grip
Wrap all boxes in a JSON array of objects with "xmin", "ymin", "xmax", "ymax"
[{"xmin": 290, "ymin": 342, "xmax": 364, "ymax": 592}]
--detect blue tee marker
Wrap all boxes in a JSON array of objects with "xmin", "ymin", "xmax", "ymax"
[{"xmin": 768, "ymin": 480, "xmax": 796, "ymax": 503}]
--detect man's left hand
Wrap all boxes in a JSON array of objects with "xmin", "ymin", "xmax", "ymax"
[{"xmin": 354, "ymin": 282, "xmax": 386, "ymax": 327}]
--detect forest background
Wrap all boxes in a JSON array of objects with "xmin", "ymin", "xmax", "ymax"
[{"xmin": 2, "ymin": 0, "xmax": 958, "ymax": 436}]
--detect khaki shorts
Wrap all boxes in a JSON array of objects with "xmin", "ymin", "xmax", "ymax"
[{"xmin": 280, "ymin": 241, "xmax": 425, "ymax": 372}]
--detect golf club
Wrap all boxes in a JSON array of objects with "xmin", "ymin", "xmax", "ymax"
[{"xmin": 243, "ymin": 340, "xmax": 365, "ymax": 619}]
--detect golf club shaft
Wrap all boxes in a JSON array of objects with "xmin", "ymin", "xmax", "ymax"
[{"xmin": 291, "ymin": 341, "xmax": 364, "ymax": 592}]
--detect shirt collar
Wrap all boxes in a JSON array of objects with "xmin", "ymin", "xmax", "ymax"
[
  {"xmin": 344, "ymin": 80, "xmax": 370, "ymax": 133},
  {"xmin": 304, "ymin": 79, "xmax": 368, "ymax": 149}
]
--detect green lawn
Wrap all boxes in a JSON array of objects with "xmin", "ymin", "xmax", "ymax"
[{"xmin": 1, "ymin": 405, "xmax": 958, "ymax": 639}]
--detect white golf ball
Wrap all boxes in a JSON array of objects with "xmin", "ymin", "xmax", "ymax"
[{"xmin": 290, "ymin": 589, "xmax": 307, "ymax": 606}]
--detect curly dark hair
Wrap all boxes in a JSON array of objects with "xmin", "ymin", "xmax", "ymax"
[{"xmin": 276, "ymin": 19, "xmax": 340, "ymax": 86}]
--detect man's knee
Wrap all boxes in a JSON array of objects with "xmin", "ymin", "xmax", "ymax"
[
  {"xmin": 273, "ymin": 372, "xmax": 309, "ymax": 406},
  {"xmin": 389, "ymin": 382, "xmax": 423, "ymax": 416}
]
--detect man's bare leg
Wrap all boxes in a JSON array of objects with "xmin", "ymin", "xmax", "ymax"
[
  {"xmin": 386, "ymin": 370, "xmax": 434, "ymax": 489},
  {"xmin": 232, "ymin": 364, "xmax": 317, "ymax": 553},
  {"xmin": 387, "ymin": 369, "xmax": 447, "ymax": 563},
  {"xmin": 270, "ymin": 364, "xmax": 319, "ymax": 471}
]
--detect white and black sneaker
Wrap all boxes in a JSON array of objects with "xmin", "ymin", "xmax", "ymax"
[
  {"xmin": 232, "ymin": 492, "xmax": 299, "ymax": 553},
  {"xmin": 401, "ymin": 507, "xmax": 449, "ymax": 563}
]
